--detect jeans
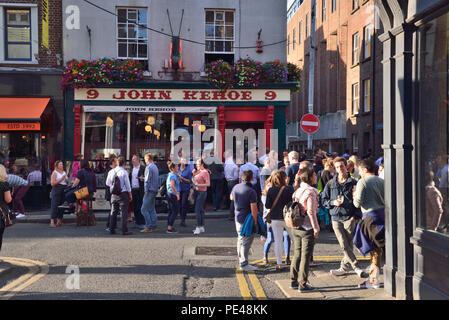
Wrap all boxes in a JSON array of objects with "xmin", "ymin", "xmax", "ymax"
[
  {"xmin": 180, "ymin": 189, "xmax": 190, "ymax": 222},
  {"xmin": 271, "ymin": 220, "xmax": 294, "ymax": 265},
  {"xmin": 264, "ymin": 226, "xmax": 291, "ymax": 258},
  {"xmin": 332, "ymin": 219, "xmax": 361, "ymax": 271},
  {"xmin": 195, "ymin": 191, "xmax": 207, "ymax": 227},
  {"xmin": 210, "ymin": 179, "xmax": 224, "ymax": 210},
  {"xmin": 141, "ymin": 191, "xmax": 158, "ymax": 229},
  {"xmin": 131, "ymin": 188, "xmax": 145, "ymax": 225},
  {"xmin": 235, "ymin": 221, "xmax": 255, "ymax": 267},
  {"xmin": 109, "ymin": 193, "xmax": 130, "ymax": 233},
  {"xmin": 50, "ymin": 185, "xmax": 66, "ymax": 220},
  {"xmin": 290, "ymin": 228, "xmax": 315, "ymax": 287},
  {"xmin": 13, "ymin": 186, "xmax": 29, "ymax": 213},
  {"xmin": 167, "ymin": 193, "xmax": 179, "ymax": 227}
]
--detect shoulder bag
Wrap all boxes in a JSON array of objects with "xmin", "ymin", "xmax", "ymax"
[{"xmin": 266, "ymin": 186, "xmax": 285, "ymax": 224}]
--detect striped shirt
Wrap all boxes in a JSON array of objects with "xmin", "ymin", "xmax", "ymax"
[
  {"xmin": 8, "ymin": 174, "xmax": 28, "ymax": 187},
  {"xmin": 27, "ymin": 170, "xmax": 42, "ymax": 185}
]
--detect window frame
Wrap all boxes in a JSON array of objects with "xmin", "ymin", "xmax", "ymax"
[
  {"xmin": 322, "ymin": 0, "xmax": 326, "ymax": 22},
  {"xmin": 4, "ymin": 7, "xmax": 32, "ymax": 61},
  {"xmin": 352, "ymin": 134, "xmax": 358, "ymax": 153},
  {"xmin": 363, "ymin": 24, "xmax": 372, "ymax": 59},
  {"xmin": 204, "ymin": 9, "xmax": 235, "ymax": 55},
  {"xmin": 306, "ymin": 13, "xmax": 309, "ymax": 37},
  {"xmin": 116, "ymin": 7, "xmax": 148, "ymax": 62},
  {"xmin": 363, "ymin": 78, "xmax": 371, "ymax": 113},
  {"xmin": 293, "ymin": 28, "xmax": 296, "ymax": 50},
  {"xmin": 332, "ymin": 0, "xmax": 337, "ymax": 13},
  {"xmin": 352, "ymin": 82, "xmax": 359, "ymax": 115},
  {"xmin": 352, "ymin": 32, "xmax": 360, "ymax": 65},
  {"xmin": 299, "ymin": 21, "xmax": 302, "ymax": 44}
]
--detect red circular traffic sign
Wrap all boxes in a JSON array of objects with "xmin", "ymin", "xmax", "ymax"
[{"xmin": 300, "ymin": 113, "xmax": 320, "ymax": 134}]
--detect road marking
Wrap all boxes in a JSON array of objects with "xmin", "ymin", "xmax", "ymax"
[
  {"xmin": 0, "ymin": 257, "xmax": 49, "ymax": 300},
  {"xmin": 236, "ymin": 255, "xmax": 371, "ymax": 299},
  {"xmin": 235, "ymin": 269, "xmax": 252, "ymax": 300}
]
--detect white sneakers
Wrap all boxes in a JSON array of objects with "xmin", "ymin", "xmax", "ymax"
[
  {"xmin": 240, "ymin": 264, "xmax": 258, "ymax": 271},
  {"xmin": 330, "ymin": 267, "xmax": 368, "ymax": 278},
  {"xmin": 193, "ymin": 226, "xmax": 205, "ymax": 235},
  {"xmin": 358, "ymin": 279, "xmax": 381, "ymax": 289}
]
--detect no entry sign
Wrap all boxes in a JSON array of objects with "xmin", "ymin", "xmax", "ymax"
[{"xmin": 300, "ymin": 113, "xmax": 320, "ymax": 134}]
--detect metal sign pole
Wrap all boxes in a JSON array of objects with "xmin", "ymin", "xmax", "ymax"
[{"xmin": 306, "ymin": 0, "xmax": 316, "ymax": 158}]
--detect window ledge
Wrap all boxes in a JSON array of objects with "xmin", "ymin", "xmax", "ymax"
[
  {"xmin": 351, "ymin": 6, "xmax": 360, "ymax": 15},
  {"xmin": 361, "ymin": 57, "xmax": 371, "ymax": 64},
  {"xmin": 362, "ymin": 0, "xmax": 370, "ymax": 5},
  {"xmin": 351, "ymin": 62, "xmax": 360, "ymax": 69}
]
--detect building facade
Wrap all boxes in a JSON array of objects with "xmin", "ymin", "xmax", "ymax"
[
  {"xmin": 286, "ymin": 0, "xmax": 383, "ymax": 158},
  {"xmin": 377, "ymin": 0, "xmax": 449, "ymax": 299},
  {"xmin": 61, "ymin": 0, "xmax": 292, "ymax": 209},
  {"xmin": 0, "ymin": 0, "xmax": 64, "ymax": 207}
]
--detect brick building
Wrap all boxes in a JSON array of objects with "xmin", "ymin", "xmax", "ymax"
[
  {"xmin": 0, "ymin": 0, "xmax": 64, "ymax": 208},
  {"xmin": 286, "ymin": 0, "xmax": 383, "ymax": 158}
]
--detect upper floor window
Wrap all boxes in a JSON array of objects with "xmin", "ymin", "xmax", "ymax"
[
  {"xmin": 352, "ymin": 82, "xmax": 359, "ymax": 115},
  {"xmin": 299, "ymin": 21, "xmax": 303, "ymax": 44},
  {"xmin": 117, "ymin": 8, "xmax": 148, "ymax": 69},
  {"xmin": 205, "ymin": 9, "xmax": 234, "ymax": 64},
  {"xmin": 306, "ymin": 13, "xmax": 309, "ymax": 37},
  {"xmin": 5, "ymin": 8, "xmax": 31, "ymax": 61},
  {"xmin": 363, "ymin": 24, "xmax": 372, "ymax": 59},
  {"xmin": 363, "ymin": 78, "xmax": 371, "ymax": 112},
  {"xmin": 352, "ymin": 32, "xmax": 360, "ymax": 65},
  {"xmin": 287, "ymin": 34, "xmax": 291, "ymax": 55},
  {"xmin": 293, "ymin": 28, "xmax": 296, "ymax": 50},
  {"xmin": 353, "ymin": 0, "xmax": 359, "ymax": 11},
  {"xmin": 332, "ymin": 0, "xmax": 337, "ymax": 13},
  {"xmin": 322, "ymin": 0, "xmax": 326, "ymax": 22}
]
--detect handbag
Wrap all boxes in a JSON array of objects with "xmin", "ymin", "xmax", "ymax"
[
  {"xmin": 74, "ymin": 186, "xmax": 89, "ymax": 200},
  {"xmin": 1, "ymin": 206, "xmax": 14, "ymax": 228},
  {"xmin": 266, "ymin": 186, "xmax": 285, "ymax": 224}
]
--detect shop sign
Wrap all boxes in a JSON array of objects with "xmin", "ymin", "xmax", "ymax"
[
  {"xmin": 0, "ymin": 123, "xmax": 40, "ymax": 131},
  {"xmin": 83, "ymin": 106, "xmax": 217, "ymax": 113},
  {"xmin": 75, "ymin": 88, "xmax": 290, "ymax": 102}
]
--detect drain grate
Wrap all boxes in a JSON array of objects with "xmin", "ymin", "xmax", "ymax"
[{"xmin": 195, "ymin": 246, "xmax": 236, "ymax": 256}]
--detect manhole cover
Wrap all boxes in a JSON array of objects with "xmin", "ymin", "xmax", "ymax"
[{"xmin": 195, "ymin": 246, "xmax": 236, "ymax": 256}]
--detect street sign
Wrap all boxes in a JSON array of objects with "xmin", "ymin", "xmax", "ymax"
[{"xmin": 300, "ymin": 113, "xmax": 320, "ymax": 134}]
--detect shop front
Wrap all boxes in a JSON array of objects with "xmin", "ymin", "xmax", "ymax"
[
  {"xmin": 0, "ymin": 97, "xmax": 57, "ymax": 208},
  {"xmin": 67, "ymin": 82, "xmax": 293, "ymax": 209}
]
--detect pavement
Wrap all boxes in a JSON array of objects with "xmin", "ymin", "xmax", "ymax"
[{"xmin": 9, "ymin": 207, "xmax": 394, "ymax": 300}]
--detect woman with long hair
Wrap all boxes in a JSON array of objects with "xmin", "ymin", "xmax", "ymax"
[
  {"xmin": 265, "ymin": 170, "xmax": 294, "ymax": 271},
  {"xmin": 0, "ymin": 164, "xmax": 12, "ymax": 252},
  {"xmin": 50, "ymin": 160, "xmax": 69, "ymax": 227},
  {"xmin": 192, "ymin": 158, "xmax": 210, "ymax": 235},
  {"xmin": 290, "ymin": 166, "xmax": 320, "ymax": 292}
]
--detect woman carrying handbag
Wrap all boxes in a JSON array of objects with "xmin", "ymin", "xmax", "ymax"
[{"xmin": 50, "ymin": 161, "xmax": 69, "ymax": 227}]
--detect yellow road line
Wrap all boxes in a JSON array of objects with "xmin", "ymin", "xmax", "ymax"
[
  {"xmin": 0, "ymin": 257, "xmax": 49, "ymax": 300},
  {"xmin": 235, "ymin": 269, "xmax": 252, "ymax": 300},
  {"xmin": 247, "ymin": 271, "xmax": 267, "ymax": 300}
]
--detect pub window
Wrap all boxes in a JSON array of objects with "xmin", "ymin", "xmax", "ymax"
[
  {"xmin": 5, "ymin": 8, "xmax": 32, "ymax": 61},
  {"xmin": 117, "ymin": 8, "xmax": 149, "ymax": 70},
  {"xmin": 205, "ymin": 9, "xmax": 234, "ymax": 65},
  {"xmin": 417, "ymin": 12, "xmax": 449, "ymax": 236},
  {"xmin": 352, "ymin": 82, "xmax": 359, "ymax": 115},
  {"xmin": 352, "ymin": 32, "xmax": 360, "ymax": 65}
]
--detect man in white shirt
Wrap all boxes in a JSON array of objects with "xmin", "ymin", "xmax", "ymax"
[
  {"xmin": 106, "ymin": 156, "xmax": 133, "ymax": 235},
  {"xmin": 224, "ymin": 150, "xmax": 240, "ymax": 221},
  {"xmin": 27, "ymin": 165, "xmax": 42, "ymax": 186}
]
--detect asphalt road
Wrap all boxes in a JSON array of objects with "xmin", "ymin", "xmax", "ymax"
[{"xmin": 0, "ymin": 216, "xmax": 354, "ymax": 300}]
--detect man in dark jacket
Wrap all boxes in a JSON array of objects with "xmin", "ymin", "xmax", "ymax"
[
  {"xmin": 129, "ymin": 155, "xmax": 146, "ymax": 228},
  {"xmin": 321, "ymin": 157, "xmax": 367, "ymax": 279},
  {"xmin": 206, "ymin": 153, "xmax": 225, "ymax": 211}
]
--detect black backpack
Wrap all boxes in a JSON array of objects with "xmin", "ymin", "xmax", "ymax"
[{"xmin": 111, "ymin": 172, "xmax": 122, "ymax": 195}]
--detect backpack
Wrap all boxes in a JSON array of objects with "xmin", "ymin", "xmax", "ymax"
[
  {"xmin": 111, "ymin": 171, "xmax": 122, "ymax": 195},
  {"xmin": 283, "ymin": 201, "xmax": 306, "ymax": 229}
]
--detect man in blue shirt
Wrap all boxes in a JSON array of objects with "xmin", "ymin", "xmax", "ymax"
[
  {"xmin": 140, "ymin": 153, "xmax": 159, "ymax": 232},
  {"xmin": 231, "ymin": 170, "xmax": 259, "ymax": 271}
]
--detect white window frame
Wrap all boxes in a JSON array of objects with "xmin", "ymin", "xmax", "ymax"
[
  {"xmin": 205, "ymin": 9, "xmax": 235, "ymax": 54},
  {"xmin": 363, "ymin": 78, "xmax": 371, "ymax": 112},
  {"xmin": 352, "ymin": 32, "xmax": 359, "ymax": 65},
  {"xmin": 116, "ymin": 7, "xmax": 148, "ymax": 61},
  {"xmin": 0, "ymin": 3, "xmax": 38, "ymax": 64},
  {"xmin": 352, "ymin": 134, "xmax": 358, "ymax": 153},
  {"xmin": 363, "ymin": 24, "xmax": 372, "ymax": 59},
  {"xmin": 352, "ymin": 82, "xmax": 359, "ymax": 115}
]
